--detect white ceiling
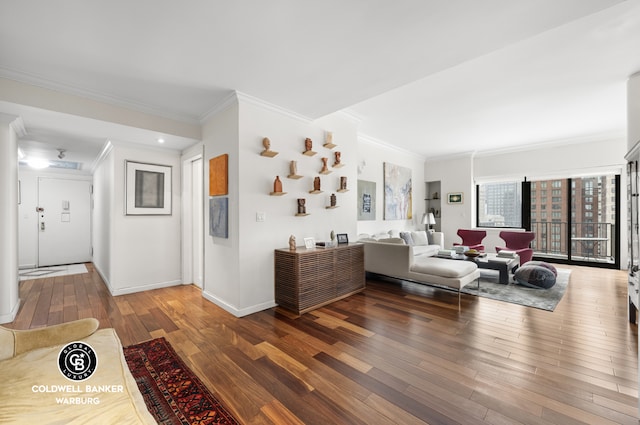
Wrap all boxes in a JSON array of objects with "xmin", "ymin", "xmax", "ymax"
[{"xmin": 1, "ymin": 0, "xmax": 638, "ymax": 168}]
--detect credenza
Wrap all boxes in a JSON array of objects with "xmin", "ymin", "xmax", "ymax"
[{"xmin": 274, "ymin": 243, "xmax": 365, "ymax": 314}]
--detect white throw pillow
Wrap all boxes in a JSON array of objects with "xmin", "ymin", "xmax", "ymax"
[
  {"xmin": 411, "ymin": 230, "xmax": 429, "ymax": 246},
  {"xmin": 388, "ymin": 229, "xmax": 400, "ymax": 238}
]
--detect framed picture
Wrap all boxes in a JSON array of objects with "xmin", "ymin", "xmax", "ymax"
[
  {"xmin": 209, "ymin": 197, "xmax": 229, "ymax": 238},
  {"xmin": 337, "ymin": 233, "xmax": 349, "ymax": 244},
  {"xmin": 447, "ymin": 192, "xmax": 463, "ymax": 204},
  {"xmin": 304, "ymin": 237, "xmax": 315, "ymax": 249},
  {"xmin": 125, "ymin": 161, "xmax": 172, "ymax": 215},
  {"xmin": 209, "ymin": 154, "xmax": 228, "ymax": 196},
  {"xmin": 357, "ymin": 180, "xmax": 376, "ymax": 221},
  {"xmin": 383, "ymin": 162, "xmax": 412, "ymax": 220}
]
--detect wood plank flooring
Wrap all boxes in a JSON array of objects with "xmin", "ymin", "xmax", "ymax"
[{"xmin": 6, "ymin": 263, "xmax": 638, "ymax": 424}]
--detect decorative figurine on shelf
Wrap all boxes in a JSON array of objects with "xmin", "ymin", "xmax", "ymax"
[
  {"xmin": 340, "ymin": 176, "xmax": 347, "ymax": 191},
  {"xmin": 330, "ymin": 193, "xmax": 337, "ymax": 207},
  {"xmin": 303, "ymin": 138, "xmax": 316, "ymax": 156},
  {"xmin": 297, "ymin": 198, "xmax": 306, "ymax": 214},
  {"xmin": 260, "ymin": 137, "xmax": 278, "ymax": 157},
  {"xmin": 333, "ymin": 151, "xmax": 341, "ymax": 167},
  {"xmin": 313, "ymin": 176, "xmax": 321, "ymax": 191},
  {"xmin": 289, "ymin": 235, "xmax": 296, "ymax": 251},
  {"xmin": 273, "ymin": 176, "xmax": 283, "ymax": 193},
  {"xmin": 320, "ymin": 157, "xmax": 329, "ymax": 173},
  {"xmin": 324, "ymin": 131, "xmax": 336, "ymax": 148},
  {"xmin": 290, "ymin": 160, "xmax": 297, "ymax": 175},
  {"xmin": 433, "ymin": 192, "xmax": 439, "ymax": 199},
  {"xmin": 331, "ymin": 230, "xmax": 336, "ymax": 241}
]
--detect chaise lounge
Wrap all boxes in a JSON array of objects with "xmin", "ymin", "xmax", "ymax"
[{"xmin": 362, "ymin": 236, "xmax": 480, "ymax": 304}]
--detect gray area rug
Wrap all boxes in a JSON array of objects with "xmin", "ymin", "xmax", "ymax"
[{"xmin": 461, "ymin": 268, "xmax": 571, "ymax": 311}]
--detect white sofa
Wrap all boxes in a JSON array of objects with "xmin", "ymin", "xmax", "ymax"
[
  {"xmin": 358, "ymin": 230, "xmax": 444, "ymax": 257},
  {"xmin": 361, "ymin": 234, "xmax": 480, "ymax": 303}
]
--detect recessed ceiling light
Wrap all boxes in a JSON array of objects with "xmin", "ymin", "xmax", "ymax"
[
  {"xmin": 26, "ymin": 158, "xmax": 50, "ymax": 169},
  {"xmin": 157, "ymin": 138, "xmax": 165, "ymax": 144}
]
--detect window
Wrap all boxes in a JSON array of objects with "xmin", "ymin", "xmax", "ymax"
[{"xmin": 477, "ymin": 181, "xmax": 522, "ymax": 227}]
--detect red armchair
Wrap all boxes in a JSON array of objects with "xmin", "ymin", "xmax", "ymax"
[
  {"xmin": 453, "ymin": 229, "xmax": 486, "ymax": 252},
  {"xmin": 496, "ymin": 231, "xmax": 535, "ymax": 265}
]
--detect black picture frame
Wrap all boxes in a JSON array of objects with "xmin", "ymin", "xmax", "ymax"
[{"xmin": 337, "ymin": 233, "xmax": 348, "ymax": 244}]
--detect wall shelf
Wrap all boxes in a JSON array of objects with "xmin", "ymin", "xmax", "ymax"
[
  {"xmin": 295, "ymin": 213, "xmax": 310, "ymax": 217},
  {"xmin": 303, "ymin": 150, "xmax": 317, "ymax": 156},
  {"xmin": 309, "ymin": 190, "xmax": 323, "ymax": 194},
  {"xmin": 287, "ymin": 174, "xmax": 303, "ymax": 180},
  {"xmin": 320, "ymin": 170, "xmax": 332, "ymax": 175},
  {"xmin": 337, "ymin": 189, "xmax": 349, "ymax": 193},
  {"xmin": 260, "ymin": 150, "xmax": 278, "ymax": 157},
  {"xmin": 323, "ymin": 142, "xmax": 337, "ymax": 149},
  {"xmin": 325, "ymin": 206, "xmax": 339, "ymax": 209},
  {"xmin": 270, "ymin": 192, "xmax": 287, "ymax": 196}
]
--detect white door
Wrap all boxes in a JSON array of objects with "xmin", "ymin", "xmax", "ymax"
[{"xmin": 38, "ymin": 178, "xmax": 92, "ymax": 267}]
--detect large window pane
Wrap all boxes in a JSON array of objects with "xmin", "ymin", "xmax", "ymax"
[{"xmin": 477, "ymin": 182, "xmax": 522, "ymax": 227}]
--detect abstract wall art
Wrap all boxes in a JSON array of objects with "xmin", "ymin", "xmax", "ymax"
[{"xmin": 383, "ymin": 162, "xmax": 412, "ymax": 220}]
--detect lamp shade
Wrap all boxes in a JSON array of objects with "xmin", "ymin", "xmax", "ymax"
[{"xmin": 422, "ymin": 212, "xmax": 436, "ymax": 225}]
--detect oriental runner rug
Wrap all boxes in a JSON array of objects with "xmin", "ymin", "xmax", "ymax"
[{"xmin": 123, "ymin": 337, "xmax": 239, "ymax": 425}]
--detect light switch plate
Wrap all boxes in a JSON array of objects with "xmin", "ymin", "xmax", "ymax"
[{"xmin": 256, "ymin": 212, "xmax": 266, "ymax": 222}]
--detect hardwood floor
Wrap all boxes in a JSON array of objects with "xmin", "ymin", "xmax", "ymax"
[{"xmin": 6, "ymin": 263, "xmax": 638, "ymax": 424}]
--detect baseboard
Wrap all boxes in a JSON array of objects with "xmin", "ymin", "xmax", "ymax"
[
  {"xmin": 110, "ymin": 279, "xmax": 182, "ymax": 296},
  {"xmin": 201, "ymin": 290, "xmax": 276, "ymax": 317},
  {"xmin": 0, "ymin": 297, "xmax": 21, "ymax": 325},
  {"xmin": 19, "ymin": 263, "xmax": 37, "ymax": 270}
]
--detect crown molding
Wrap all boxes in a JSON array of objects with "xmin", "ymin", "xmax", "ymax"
[
  {"xmin": 91, "ymin": 140, "xmax": 113, "ymax": 173},
  {"xmin": 9, "ymin": 116, "xmax": 26, "ymax": 137},
  {"xmin": 0, "ymin": 68, "xmax": 201, "ymax": 125},
  {"xmin": 337, "ymin": 108, "xmax": 365, "ymax": 126},
  {"xmin": 358, "ymin": 133, "xmax": 427, "ymax": 160},
  {"xmin": 200, "ymin": 90, "xmax": 315, "ymax": 125},
  {"xmin": 236, "ymin": 91, "xmax": 313, "ymax": 124},
  {"xmin": 472, "ymin": 131, "xmax": 625, "ymax": 159}
]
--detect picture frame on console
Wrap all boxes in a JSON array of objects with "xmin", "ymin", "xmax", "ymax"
[
  {"xmin": 337, "ymin": 233, "xmax": 349, "ymax": 244},
  {"xmin": 304, "ymin": 237, "xmax": 315, "ymax": 249}
]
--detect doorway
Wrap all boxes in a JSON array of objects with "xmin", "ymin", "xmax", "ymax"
[
  {"xmin": 529, "ymin": 174, "xmax": 620, "ymax": 268},
  {"xmin": 37, "ymin": 177, "xmax": 92, "ymax": 267},
  {"xmin": 182, "ymin": 154, "xmax": 204, "ymax": 288}
]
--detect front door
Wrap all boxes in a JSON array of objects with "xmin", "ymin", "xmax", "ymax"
[{"xmin": 37, "ymin": 177, "xmax": 92, "ymax": 267}]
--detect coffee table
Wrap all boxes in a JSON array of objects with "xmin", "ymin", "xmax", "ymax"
[{"xmin": 472, "ymin": 253, "xmax": 520, "ymax": 284}]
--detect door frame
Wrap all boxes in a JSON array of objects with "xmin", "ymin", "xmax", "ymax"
[{"xmin": 181, "ymin": 150, "xmax": 204, "ymax": 288}]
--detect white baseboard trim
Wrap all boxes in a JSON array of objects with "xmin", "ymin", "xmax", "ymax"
[
  {"xmin": 110, "ymin": 279, "xmax": 182, "ymax": 296},
  {"xmin": 0, "ymin": 297, "xmax": 21, "ymax": 324},
  {"xmin": 19, "ymin": 263, "xmax": 37, "ymax": 270},
  {"xmin": 201, "ymin": 290, "xmax": 276, "ymax": 317}
]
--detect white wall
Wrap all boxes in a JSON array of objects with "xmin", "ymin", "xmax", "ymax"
[
  {"xmin": 0, "ymin": 116, "xmax": 20, "ymax": 323},
  {"xmin": 426, "ymin": 138, "xmax": 627, "ymax": 265},
  {"xmin": 18, "ymin": 168, "xmax": 92, "ymax": 269},
  {"xmin": 202, "ymin": 103, "xmax": 241, "ymax": 311},
  {"xmin": 202, "ymin": 95, "xmax": 359, "ymax": 316},
  {"xmin": 92, "ymin": 141, "xmax": 182, "ymax": 295},
  {"xmin": 356, "ymin": 138, "xmax": 426, "ymax": 237},
  {"xmin": 92, "ymin": 142, "xmax": 114, "ymax": 285},
  {"xmin": 629, "ymin": 71, "xmax": 640, "ymax": 151}
]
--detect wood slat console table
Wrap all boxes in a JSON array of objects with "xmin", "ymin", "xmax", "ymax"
[{"xmin": 274, "ymin": 243, "xmax": 365, "ymax": 314}]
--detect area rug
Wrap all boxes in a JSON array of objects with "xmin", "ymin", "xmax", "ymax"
[
  {"xmin": 123, "ymin": 337, "xmax": 239, "ymax": 425},
  {"xmin": 460, "ymin": 268, "xmax": 571, "ymax": 311}
]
